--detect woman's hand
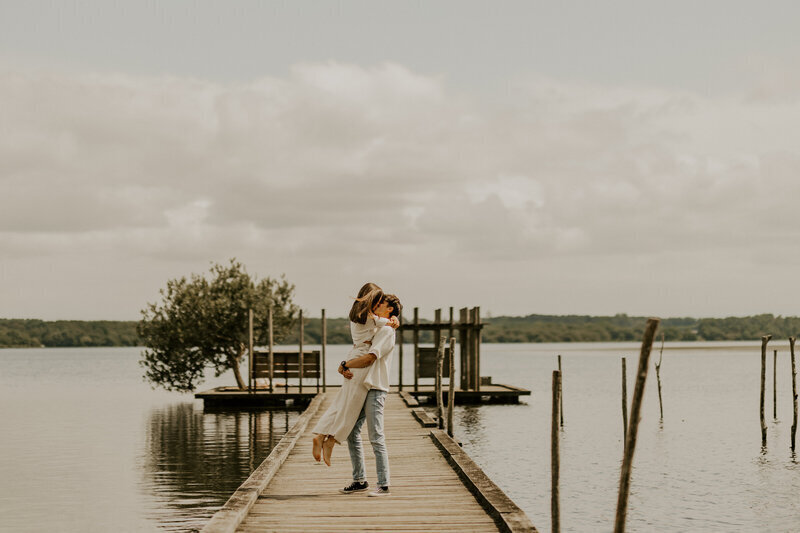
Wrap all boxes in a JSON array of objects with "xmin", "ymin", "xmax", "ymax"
[{"xmin": 388, "ymin": 316, "xmax": 400, "ymax": 329}]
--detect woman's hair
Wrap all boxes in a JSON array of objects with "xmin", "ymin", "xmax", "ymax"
[
  {"xmin": 383, "ymin": 294, "xmax": 402, "ymax": 319},
  {"xmin": 349, "ymin": 282, "xmax": 384, "ymax": 324}
]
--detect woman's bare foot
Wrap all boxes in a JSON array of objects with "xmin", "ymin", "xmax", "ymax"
[
  {"xmin": 312, "ymin": 434, "xmax": 324, "ymax": 462},
  {"xmin": 322, "ymin": 436, "xmax": 335, "ymax": 466}
]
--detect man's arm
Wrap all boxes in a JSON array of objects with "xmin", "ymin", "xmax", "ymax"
[{"xmin": 344, "ymin": 324, "xmax": 396, "ymax": 369}]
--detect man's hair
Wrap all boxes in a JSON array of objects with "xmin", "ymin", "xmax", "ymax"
[
  {"xmin": 349, "ymin": 282, "xmax": 384, "ymax": 324},
  {"xmin": 383, "ymin": 294, "xmax": 402, "ymax": 319}
]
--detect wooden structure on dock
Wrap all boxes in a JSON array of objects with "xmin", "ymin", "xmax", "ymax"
[
  {"xmin": 398, "ymin": 306, "xmax": 484, "ymax": 392},
  {"xmin": 196, "ymin": 305, "xmax": 530, "ymax": 407},
  {"xmin": 201, "ymin": 391, "xmax": 536, "ymax": 533}
]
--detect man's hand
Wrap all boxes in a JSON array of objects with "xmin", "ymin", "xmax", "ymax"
[
  {"xmin": 388, "ymin": 316, "xmax": 400, "ymax": 329},
  {"xmin": 338, "ymin": 363, "xmax": 353, "ymax": 380}
]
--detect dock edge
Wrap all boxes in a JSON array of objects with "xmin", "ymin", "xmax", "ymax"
[{"xmin": 429, "ymin": 429, "xmax": 538, "ymax": 533}]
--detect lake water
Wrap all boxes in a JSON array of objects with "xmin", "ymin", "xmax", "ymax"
[{"xmin": 1, "ymin": 342, "xmax": 798, "ymax": 532}]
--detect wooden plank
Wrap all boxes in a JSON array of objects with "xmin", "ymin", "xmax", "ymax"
[
  {"xmin": 412, "ymin": 408, "xmax": 437, "ymax": 427},
  {"xmin": 200, "ymin": 394, "xmax": 326, "ymax": 533}
]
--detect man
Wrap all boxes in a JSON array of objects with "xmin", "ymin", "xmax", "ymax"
[{"xmin": 336, "ymin": 294, "xmax": 402, "ymax": 497}]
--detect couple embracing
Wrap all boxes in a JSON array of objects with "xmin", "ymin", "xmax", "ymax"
[{"xmin": 311, "ymin": 282, "xmax": 402, "ymax": 497}]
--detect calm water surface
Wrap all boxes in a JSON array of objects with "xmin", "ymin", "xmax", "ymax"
[{"xmin": 1, "ymin": 342, "xmax": 799, "ymax": 532}]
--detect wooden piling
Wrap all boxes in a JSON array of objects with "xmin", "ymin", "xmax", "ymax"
[
  {"xmin": 413, "ymin": 307, "xmax": 420, "ymax": 392},
  {"xmin": 447, "ymin": 336, "xmax": 456, "ymax": 438},
  {"xmin": 614, "ymin": 318, "xmax": 660, "ymax": 533},
  {"xmin": 791, "ymin": 336, "xmax": 798, "ymax": 451},
  {"xmin": 551, "ymin": 370, "xmax": 561, "ymax": 533},
  {"xmin": 761, "ymin": 335, "xmax": 771, "ymax": 446},
  {"xmin": 655, "ymin": 332, "xmax": 664, "ymax": 420},
  {"xmin": 248, "ymin": 309, "xmax": 254, "ymax": 393},
  {"xmin": 459, "ymin": 307, "xmax": 469, "ymax": 390},
  {"xmin": 448, "ymin": 307, "xmax": 455, "ymax": 345},
  {"xmin": 321, "ymin": 309, "xmax": 326, "ymax": 393},
  {"xmin": 473, "ymin": 306, "xmax": 481, "ymax": 391},
  {"xmin": 621, "ymin": 357, "xmax": 628, "ymax": 445},
  {"xmin": 436, "ymin": 333, "xmax": 446, "ymax": 430},
  {"xmin": 774, "ymin": 349, "xmax": 778, "ymax": 420},
  {"xmin": 268, "ymin": 307, "xmax": 274, "ymax": 393},
  {"xmin": 398, "ymin": 312, "xmax": 404, "ymax": 391},
  {"xmin": 298, "ymin": 310, "xmax": 304, "ymax": 394},
  {"xmin": 558, "ymin": 355, "xmax": 564, "ymax": 426}
]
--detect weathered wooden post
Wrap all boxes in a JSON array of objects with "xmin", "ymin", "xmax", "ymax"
[
  {"xmin": 268, "ymin": 307, "xmax": 274, "ymax": 393},
  {"xmin": 321, "ymin": 309, "xmax": 327, "ymax": 392},
  {"xmin": 791, "ymin": 336, "xmax": 798, "ymax": 451},
  {"xmin": 551, "ymin": 370, "xmax": 561, "ymax": 533},
  {"xmin": 621, "ymin": 357, "xmax": 628, "ymax": 446},
  {"xmin": 413, "ymin": 307, "xmax": 420, "ymax": 392},
  {"xmin": 761, "ymin": 335, "xmax": 771, "ymax": 446},
  {"xmin": 448, "ymin": 307, "xmax": 455, "ymax": 347},
  {"xmin": 248, "ymin": 308, "xmax": 254, "ymax": 393},
  {"xmin": 774, "ymin": 349, "xmax": 778, "ymax": 420},
  {"xmin": 459, "ymin": 307, "xmax": 469, "ymax": 390},
  {"xmin": 614, "ymin": 318, "xmax": 660, "ymax": 533},
  {"xmin": 434, "ymin": 308, "xmax": 442, "ymax": 355},
  {"xmin": 473, "ymin": 306, "xmax": 481, "ymax": 391},
  {"xmin": 447, "ymin": 336, "xmax": 456, "ymax": 438},
  {"xmin": 436, "ymin": 333, "xmax": 446, "ymax": 430},
  {"xmin": 655, "ymin": 332, "xmax": 664, "ymax": 420},
  {"xmin": 298, "ymin": 310, "xmax": 304, "ymax": 394},
  {"xmin": 558, "ymin": 355, "xmax": 564, "ymax": 426},
  {"xmin": 398, "ymin": 312, "xmax": 404, "ymax": 391}
]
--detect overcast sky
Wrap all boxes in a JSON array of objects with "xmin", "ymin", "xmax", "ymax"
[{"xmin": 2, "ymin": 1, "xmax": 800, "ymax": 320}]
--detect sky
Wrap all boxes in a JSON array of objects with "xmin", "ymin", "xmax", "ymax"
[{"xmin": 1, "ymin": 1, "xmax": 800, "ymax": 320}]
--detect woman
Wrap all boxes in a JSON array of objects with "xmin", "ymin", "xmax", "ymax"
[{"xmin": 311, "ymin": 282, "xmax": 399, "ymax": 465}]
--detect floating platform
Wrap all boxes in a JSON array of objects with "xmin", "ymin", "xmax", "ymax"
[
  {"xmin": 200, "ymin": 392, "xmax": 536, "ymax": 532},
  {"xmin": 195, "ymin": 383, "xmax": 530, "ymax": 408}
]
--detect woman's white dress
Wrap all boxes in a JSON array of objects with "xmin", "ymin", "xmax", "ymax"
[{"xmin": 311, "ymin": 316, "xmax": 388, "ymax": 443}]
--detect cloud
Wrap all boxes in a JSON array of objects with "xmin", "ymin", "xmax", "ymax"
[{"xmin": 2, "ymin": 61, "xmax": 800, "ymax": 318}]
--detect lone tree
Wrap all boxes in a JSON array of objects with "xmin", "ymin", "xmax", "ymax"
[{"xmin": 138, "ymin": 259, "xmax": 299, "ymax": 392}]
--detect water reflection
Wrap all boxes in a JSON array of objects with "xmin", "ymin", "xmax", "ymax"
[{"xmin": 139, "ymin": 403, "xmax": 299, "ymax": 532}]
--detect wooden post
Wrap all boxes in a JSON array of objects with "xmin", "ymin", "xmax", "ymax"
[
  {"xmin": 448, "ymin": 307, "xmax": 455, "ymax": 346},
  {"xmin": 413, "ymin": 307, "xmax": 420, "ymax": 392},
  {"xmin": 655, "ymin": 332, "xmax": 664, "ymax": 420},
  {"xmin": 774, "ymin": 349, "xmax": 778, "ymax": 420},
  {"xmin": 621, "ymin": 357, "xmax": 628, "ymax": 445},
  {"xmin": 434, "ymin": 308, "xmax": 442, "ymax": 355},
  {"xmin": 321, "ymin": 309, "xmax": 327, "ymax": 393},
  {"xmin": 791, "ymin": 336, "xmax": 797, "ymax": 451},
  {"xmin": 761, "ymin": 335, "xmax": 771, "ymax": 446},
  {"xmin": 614, "ymin": 318, "xmax": 660, "ymax": 533},
  {"xmin": 298, "ymin": 310, "xmax": 304, "ymax": 394},
  {"xmin": 459, "ymin": 307, "xmax": 469, "ymax": 390},
  {"xmin": 248, "ymin": 308, "xmax": 254, "ymax": 393},
  {"xmin": 398, "ymin": 313, "xmax": 404, "ymax": 391},
  {"xmin": 447, "ymin": 336, "xmax": 456, "ymax": 438},
  {"xmin": 472, "ymin": 307, "xmax": 481, "ymax": 391},
  {"xmin": 558, "ymin": 355, "xmax": 564, "ymax": 426},
  {"xmin": 436, "ymin": 333, "xmax": 446, "ymax": 430},
  {"xmin": 268, "ymin": 307, "xmax": 274, "ymax": 394},
  {"xmin": 551, "ymin": 370, "xmax": 561, "ymax": 533}
]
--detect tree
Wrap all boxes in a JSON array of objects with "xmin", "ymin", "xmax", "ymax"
[{"xmin": 138, "ymin": 259, "xmax": 299, "ymax": 392}]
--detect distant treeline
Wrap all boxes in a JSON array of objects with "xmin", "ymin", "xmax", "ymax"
[
  {"xmin": 3, "ymin": 314, "xmax": 800, "ymax": 348},
  {"xmin": 0, "ymin": 319, "xmax": 139, "ymax": 348}
]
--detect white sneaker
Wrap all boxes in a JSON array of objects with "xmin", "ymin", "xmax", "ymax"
[{"xmin": 367, "ymin": 486, "xmax": 390, "ymax": 497}]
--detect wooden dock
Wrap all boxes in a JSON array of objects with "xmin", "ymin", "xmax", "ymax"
[
  {"xmin": 201, "ymin": 392, "xmax": 536, "ymax": 533},
  {"xmin": 196, "ymin": 383, "xmax": 530, "ymax": 408}
]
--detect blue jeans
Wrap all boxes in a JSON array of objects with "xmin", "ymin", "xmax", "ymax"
[{"xmin": 346, "ymin": 389, "xmax": 390, "ymax": 487}]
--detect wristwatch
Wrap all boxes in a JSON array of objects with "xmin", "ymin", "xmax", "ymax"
[{"xmin": 340, "ymin": 360, "xmax": 348, "ymax": 371}]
